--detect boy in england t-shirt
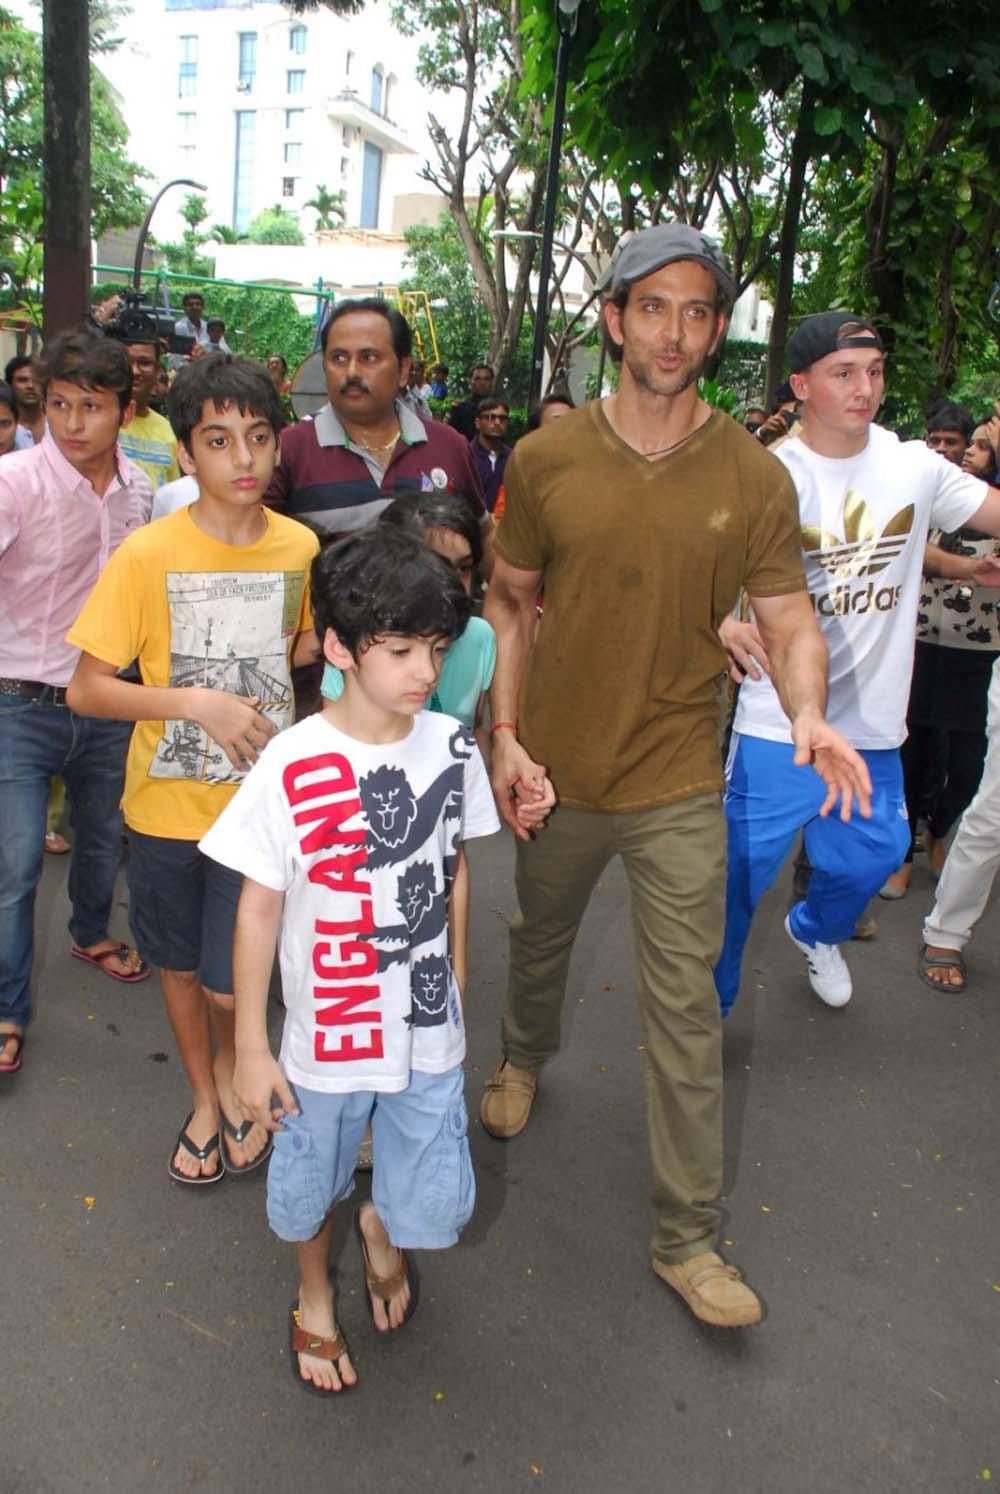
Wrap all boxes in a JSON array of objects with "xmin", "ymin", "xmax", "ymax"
[{"xmin": 200, "ymin": 525, "xmax": 499, "ymax": 1397}]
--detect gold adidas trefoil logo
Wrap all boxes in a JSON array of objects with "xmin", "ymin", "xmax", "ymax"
[{"xmin": 802, "ymin": 492, "xmax": 914, "ymax": 579}]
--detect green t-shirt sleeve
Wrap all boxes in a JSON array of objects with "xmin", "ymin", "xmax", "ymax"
[
  {"xmin": 743, "ymin": 465, "xmax": 807, "ymax": 599},
  {"xmin": 493, "ymin": 446, "xmax": 548, "ymax": 572}
]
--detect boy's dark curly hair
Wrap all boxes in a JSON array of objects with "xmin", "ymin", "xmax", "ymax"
[{"xmin": 311, "ymin": 524, "xmax": 472, "ymax": 659}]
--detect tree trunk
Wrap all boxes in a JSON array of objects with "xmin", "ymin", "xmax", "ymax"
[
  {"xmin": 43, "ymin": 0, "xmax": 91, "ymax": 339},
  {"xmin": 931, "ymin": 224, "xmax": 964, "ymax": 399},
  {"xmin": 764, "ymin": 84, "xmax": 815, "ymax": 407}
]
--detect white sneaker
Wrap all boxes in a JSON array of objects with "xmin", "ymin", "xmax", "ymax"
[{"xmin": 784, "ymin": 913, "xmax": 853, "ymax": 1007}]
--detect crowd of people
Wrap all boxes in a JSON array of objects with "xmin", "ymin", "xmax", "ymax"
[{"xmin": 2, "ymin": 220, "xmax": 998, "ymax": 1395}]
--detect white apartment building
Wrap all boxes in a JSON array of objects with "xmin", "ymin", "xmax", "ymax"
[{"xmin": 98, "ymin": 0, "xmax": 430, "ymax": 245}]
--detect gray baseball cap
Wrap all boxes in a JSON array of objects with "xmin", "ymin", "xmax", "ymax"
[{"xmin": 605, "ymin": 224, "xmax": 736, "ymax": 303}]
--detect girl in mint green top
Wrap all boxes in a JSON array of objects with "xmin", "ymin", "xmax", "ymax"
[{"xmin": 321, "ymin": 491, "xmax": 495, "ymax": 729}]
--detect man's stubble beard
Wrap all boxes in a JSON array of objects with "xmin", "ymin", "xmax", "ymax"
[{"xmin": 624, "ymin": 347, "xmax": 705, "ymax": 400}]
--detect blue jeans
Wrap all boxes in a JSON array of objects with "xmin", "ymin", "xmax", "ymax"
[
  {"xmin": 715, "ymin": 734, "xmax": 910, "ymax": 1016},
  {"xmin": 0, "ymin": 693, "xmax": 133, "ymax": 1030}
]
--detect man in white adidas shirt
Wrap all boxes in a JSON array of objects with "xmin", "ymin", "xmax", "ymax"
[{"xmin": 715, "ymin": 311, "xmax": 1000, "ymax": 1011}]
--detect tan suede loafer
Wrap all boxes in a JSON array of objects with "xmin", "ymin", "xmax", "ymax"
[
  {"xmin": 652, "ymin": 1251, "xmax": 763, "ymax": 1328},
  {"xmin": 479, "ymin": 1059, "xmax": 537, "ymax": 1139}
]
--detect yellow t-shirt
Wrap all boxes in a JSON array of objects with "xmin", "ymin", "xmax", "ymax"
[
  {"xmin": 68, "ymin": 505, "xmax": 318, "ymax": 839},
  {"xmin": 118, "ymin": 407, "xmax": 181, "ymax": 490}
]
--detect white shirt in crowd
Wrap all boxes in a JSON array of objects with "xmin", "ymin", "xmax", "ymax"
[
  {"xmin": 200, "ymin": 711, "xmax": 499, "ymax": 1093},
  {"xmin": 151, "ymin": 473, "xmax": 198, "ymax": 521},
  {"xmin": 173, "ymin": 315, "xmax": 212, "ymax": 349},
  {"xmin": 736, "ymin": 424, "xmax": 987, "ymax": 750}
]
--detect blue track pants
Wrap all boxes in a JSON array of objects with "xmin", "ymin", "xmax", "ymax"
[{"xmin": 714, "ymin": 734, "xmax": 909, "ymax": 1015}]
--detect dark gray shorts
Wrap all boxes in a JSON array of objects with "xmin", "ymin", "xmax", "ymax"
[{"xmin": 126, "ymin": 829, "xmax": 242, "ymax": 992}]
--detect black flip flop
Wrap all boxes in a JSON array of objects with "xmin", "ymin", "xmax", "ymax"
[
  {"xmin": 167, "ymin": 1113, "xmax": 224, "ymax": 1185},
  {"xmin": 221, "ymin": 1115, "xmax": 274, "ymax": 1177},
  {"xmin": 355, "ymin": 1209, "xmax": 420, "ymax": 1332},
  {"xmin": 288, "ymin": 1303, "xmax": 355, "ymax": 1397}
]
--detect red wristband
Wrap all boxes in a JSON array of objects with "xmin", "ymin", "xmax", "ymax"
[{"xmin": 490, "ymin": 720, "xmax": 517, "ymax": 736}]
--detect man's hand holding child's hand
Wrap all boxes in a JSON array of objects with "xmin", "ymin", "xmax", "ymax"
[{"xmin": 513, "ymin": 773, "xmax": 556, "ymax": 832}]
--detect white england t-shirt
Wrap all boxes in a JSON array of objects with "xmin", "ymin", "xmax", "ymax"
[
  {"xmin": 735, "ymin": 425, "xmax": 987, "ymax": 749},
  {"xmin": 200, "ymin": 710, "xmax": 499, "ymax": 1093}
]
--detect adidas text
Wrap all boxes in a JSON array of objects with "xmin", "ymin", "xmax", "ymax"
[{"xmin": 810, "ymin": 582, "xmax": 902, "ymax": 617}]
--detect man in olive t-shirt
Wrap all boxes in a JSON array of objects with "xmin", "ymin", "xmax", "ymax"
[{"xmin": 479, "ymin": 223, "xmax": 871, "ymax": 1330}]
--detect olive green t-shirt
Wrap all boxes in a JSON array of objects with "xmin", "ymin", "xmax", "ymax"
[{"xmin": 494, "ymin": 401, "xmax": 805, "ymax": 812}]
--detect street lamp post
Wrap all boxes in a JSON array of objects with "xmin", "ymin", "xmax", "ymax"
[
  {"xmin": 132, "ymin": 179, "xmax": 208, "ymax": 291},
  {"xmin": 528, "ymin": 0, "xmax": 583, "ymax": 409}
]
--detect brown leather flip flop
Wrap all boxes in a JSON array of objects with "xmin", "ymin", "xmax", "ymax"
[
  {"xmin": 355, "ymin": 1210, "xmax": 419, "ymax": 1332},
  {"xmin": 288, "ymin": 1304, "xmax": 355, "ymax": 1397}
]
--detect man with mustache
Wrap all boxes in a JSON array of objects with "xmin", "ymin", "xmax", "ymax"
[{"xmin": 265, "ymin": 299, "xmax": 489, "ymax": 561}]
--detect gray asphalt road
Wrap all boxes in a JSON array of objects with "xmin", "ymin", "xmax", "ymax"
[{"xmin": 4, "ymin": 831, "xmax": 997, "ymax": 1493}]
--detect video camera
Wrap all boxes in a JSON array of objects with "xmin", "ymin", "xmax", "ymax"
[{"xmin": 105, "ymin": 290, "xmax": 194, "ymax": 355}]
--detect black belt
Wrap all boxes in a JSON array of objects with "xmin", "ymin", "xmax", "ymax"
[{"xmin": 0, "ymin": 678, "xmax": 69, "ymax": 705}]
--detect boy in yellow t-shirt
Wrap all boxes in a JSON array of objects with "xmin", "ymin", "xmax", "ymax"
[
  {"xmin": 67, "ymin": 356, "xmax": 319, "ymax": 1187},
  {"xmin": 118, "ymin": 340, "xmax": 182, "ymax": 491}
]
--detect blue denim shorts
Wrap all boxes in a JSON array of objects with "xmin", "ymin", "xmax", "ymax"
[
  {"xmin": 266, "ymin": 1065, "xmax": 475, "ymax": 1249},
  {"xmin": 126, "ymin": 830, "xmax": 243, "ymax": 992}
]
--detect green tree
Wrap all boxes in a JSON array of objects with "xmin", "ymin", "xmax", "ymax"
[
  {"xmin": 794, "ymin": 108, "xmax": 1000, "ymax": 423},
  {"xmin": 524, "ymin": 0, "xmax": 1000, "ymax": 405},
  {"xmin": 401, "ymin": 214, "xmax": 536, "ymax": 400},
  {"xmin": 390, "ymin": 0, "xmax": 554, "ymax": 388},
  {"xmin": 209, "ymin": 223, "xmax": 246, "ymax": 246},
  {"xmin": 247, "ymin": 205, "xmax": 306, "ymax": 246},
  {"xmin": 401, "ymin": 215, "xmax": 489, "ymax": 382},
  {"xmin": 157, "ymin": 192, "xmax": 213, "ymax": 276},
  {"xmin": 0, "ymin": 5, "xmax": 149, "ymax": 309},
  {"xmin": 303, "ymin": 183, "xmax": 345, "ymax": 231}
]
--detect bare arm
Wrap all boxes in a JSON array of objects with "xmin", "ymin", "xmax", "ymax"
[
  {"xmin": 482, "ymin": 554, "xmax": 551, "ymax": 838},
  {"xmin": 231, "ymin": 878, "xmax": 297, "ymax": 1130},
  {"xmin": 449, "ymin": 847, "xmax": 469, "ymax": 999},
  {"xmin": 751, "ymin": 589, "xmax": 872, "ymax": 820},
  {"xmin": 66, "ymin": 652, "xmax": 277, "ymax": 771},
  {"xmin": 963, "ymin": 483, "xmax": 1000, "ymax": 539},
  {"xmin": 752, "ymin": 589, "xmax": 828, "ymax": 725},
  {"xmin": 923, "ymin": 539, "xmax": 1000, "ymax": 588}
]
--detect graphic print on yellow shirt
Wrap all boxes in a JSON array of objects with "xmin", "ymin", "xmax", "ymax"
[
  {"xmin": 67, "ymin": 505, "xmax": 318, "ymax": 840},
  {"xmin": 152, "ymin": 567, "xmax": 304, "ymax": 785}
]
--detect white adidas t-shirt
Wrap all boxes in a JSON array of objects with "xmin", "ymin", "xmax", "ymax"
[
  {"xmin": 200, "ymin": 710, "xmax": 499, "ymax": 1093},
  {"xmin": 736, "ymin": 425, "xmax": 987, "ymax": 749}
]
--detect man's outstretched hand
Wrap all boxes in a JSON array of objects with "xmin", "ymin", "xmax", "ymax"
[{"xmin": 791, "ymin": 711, "xmax": 872, "ymax": 822}]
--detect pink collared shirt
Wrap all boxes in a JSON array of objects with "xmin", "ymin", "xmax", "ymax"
[{"xmin": 0, "ymin": 432, "xmax": 153, "ymax": 687}]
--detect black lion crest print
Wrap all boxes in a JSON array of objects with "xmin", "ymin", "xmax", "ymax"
[
  {"xmin": 359, "ymin": 764, "xmax": 418, "ymax": 849},
  {"xmin": 408, "ymin": 954, "xmax": 451, "ymax": 1027},
  {"xmin": 358, "ymin": 729, "xmax": 475, "ymax": 1002},
  {"xmin": 358, "ymin": 727, "xmax": 474, "ymax": 870}
]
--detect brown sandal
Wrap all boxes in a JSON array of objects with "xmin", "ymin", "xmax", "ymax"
[
  {"xmin": 355, "ymin": 1210, "xmax": 419, "ymax": 1331},
  {"xmin": 289, "ymin": 1304, "xmax": 354, "ymax": 1397}
]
